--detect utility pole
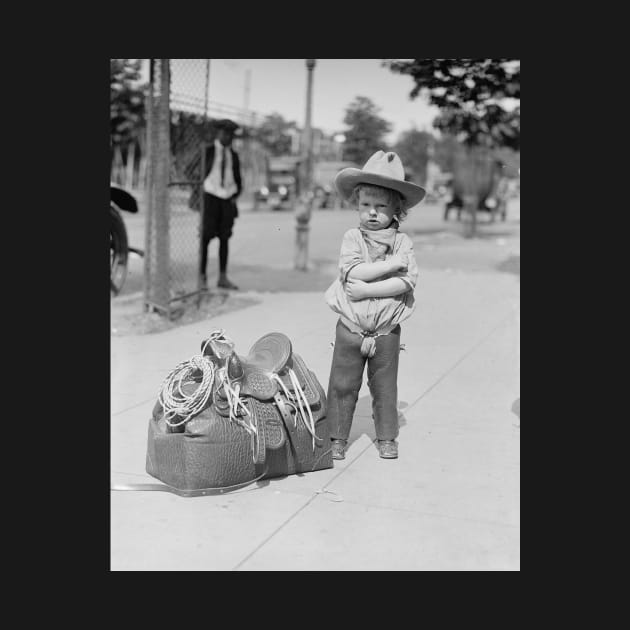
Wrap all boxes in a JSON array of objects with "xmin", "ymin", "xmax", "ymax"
[
  {"xmin": 294, "ymin": 58, "xmax": 316, "ymax": 271},
  {"xmin": 243, "ymin": 68, "xmax": 251, "ymax": 112},
  {"xmin": 203, "ymin": 59, "xmax": 211, "ymax": 120},
  {"xmin": 243, "ymin": 68, "xmax": 255, "ymax": 127}
]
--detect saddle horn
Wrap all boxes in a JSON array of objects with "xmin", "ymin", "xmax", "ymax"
[
  {"xmin": 200, "ymin": 339, "xmax": 216, "ymax": 358},
  {"xmin": 227, "ymin": 353, "xmax": 245, "ymax": 380}
]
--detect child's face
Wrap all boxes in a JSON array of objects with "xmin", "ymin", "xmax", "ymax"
[{"xmin": 357, "ymin": 189, "xmax": 397, "ymax": 230}]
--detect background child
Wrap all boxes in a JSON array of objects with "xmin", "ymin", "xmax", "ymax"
[{"xmin": 324, "ymin": 150, "xmax": 425, "ymax": 460}]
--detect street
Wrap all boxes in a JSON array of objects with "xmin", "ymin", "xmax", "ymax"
[{"xmin": 114, "ymin": 194, "xmax": 520, "ymax": 299}]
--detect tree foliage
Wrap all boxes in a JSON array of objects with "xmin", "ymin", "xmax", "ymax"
[
  {"xmin": 341, "ymin": 96, "xmax": 392, "ymax": 165},
  {"xmin": 393, "ymin": 129, "xmax": 433, "ymax": 185},
  {"xmin": 110, "ymin": 59, "xmax": 146, "ymax": 148},
  {"xmin": 254, "ymin": 113, "xmax": 298, "ymax": 156},
  {"xmin": 384, "ymin": 59, "xmax": 520, "ymax": 150},
  {"xmin": 432, "ymin": 133, "xmax": 465, "ymax": 174}
]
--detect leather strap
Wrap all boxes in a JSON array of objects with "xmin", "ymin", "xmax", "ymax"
[
  {"xmin": 111, "ymin": 468, "xmax": 268, "ymax": 497},
  {"xmin": 251, "ymin": 400, "xmax": 266, "ymax": 465},
  {"xmin": 275, "ymin": 392, "xmax": 308, "ymax": 462},
  {"xmin": 274, "ymin": 392, "xmax": 296, "ymax": 432}
]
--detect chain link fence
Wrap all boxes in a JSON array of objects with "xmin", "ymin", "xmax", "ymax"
[
  {"xmin": 144, "ymin": 59, "xmax": 269, "ymax": 316},
  {"xmin": 167, "ymin": 60, "xmax": 210, "ymax": 305}
]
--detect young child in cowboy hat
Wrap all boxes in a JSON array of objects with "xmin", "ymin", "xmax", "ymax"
[{"xmin": 324, "ymin": 150, "xmax": 425, "ymax": 460}]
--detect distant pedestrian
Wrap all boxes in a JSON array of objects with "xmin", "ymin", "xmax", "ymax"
[
  {"xmin": 324, "ymin": 150, "xmax": 425, "ymax": 460},
  {"xmin": 199, "ymin": 118, "xmax": 242, "ymax": 290}
]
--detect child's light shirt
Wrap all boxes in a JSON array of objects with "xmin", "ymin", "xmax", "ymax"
[{"xmin": 325, "ymin": 226, "xmax": 419, "ymax": 333}]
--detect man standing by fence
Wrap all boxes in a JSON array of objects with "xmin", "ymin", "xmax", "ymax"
[{"xmin": 200, "ymin": 118, "xmax": 242, "ymax": 290}]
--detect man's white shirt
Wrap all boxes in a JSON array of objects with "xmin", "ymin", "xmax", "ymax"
[{"xmin": 203, "ymin": 140, "xmax": 237, "ymax": 199}]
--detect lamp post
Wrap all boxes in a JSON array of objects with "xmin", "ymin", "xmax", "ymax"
[
  {"xmin": 303, "ymin": 58, "xmax": 316, "ymax": 193},
  {"xmin": 294, "ymin": 58, "xmax": 316, "ymax": 271}
]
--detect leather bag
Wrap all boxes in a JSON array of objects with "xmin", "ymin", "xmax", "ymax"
[{"xmin": 145, "ymin": 331, "xmax": 332, "ymax": 491}]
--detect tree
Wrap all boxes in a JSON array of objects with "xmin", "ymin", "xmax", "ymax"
[
  {"xmin": 254, "ymin": 112, "xmax": 298, "ymax": 156},
  {"xmin": 383, "ymin": 59, "xmax": 520, "ymax": 150},
  {"xmin": 341, "ymin": 96, "xmax": 392, "ymax": 165},
  {"xmin": 110, "ymin": 59, "xmax": 146, "ymax": 149},
  {"xmin": 432, "ymin": 133, "xmax": 463, "ymax": 174},
  {"xmin": 394, "ymin": 128, "xmax": 434, "ymax": 185}
]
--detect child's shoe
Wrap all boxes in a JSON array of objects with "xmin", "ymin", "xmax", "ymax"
[
  {"xmin": 378, "ymin": 440, "xmax": 398, "ymax": 459},
  {"xmin": 331, "ymin": 439, "xmax": 347, "ymax": 460}
]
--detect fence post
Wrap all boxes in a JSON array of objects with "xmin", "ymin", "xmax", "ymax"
[
  {"xmin": 144, "ymin": 59, "xmax": 171, "ymax": 314},
  {"xmin": 153, "ymin": 59, "xmax": 171, "ymax": 310},
  {"xmin": 143, "ymin": 60, "xmax": 155, "ymax": 312}
]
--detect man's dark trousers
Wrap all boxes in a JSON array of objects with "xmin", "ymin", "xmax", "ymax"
[{"xmin": 200, "ymin": 193, "xmax": 237, "ymax": 277}]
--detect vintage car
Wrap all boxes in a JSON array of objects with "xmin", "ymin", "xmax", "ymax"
[
  {"xmin": 254, "ymin": 182, "xmax": 292, "ymax": 209},
  {"xmin": 254, "ymin": 155, "xmax": 302, "ymax": 210},
  {"xmin": 110, "ymin": 184, "xmax": 140, "ymax": 295}
]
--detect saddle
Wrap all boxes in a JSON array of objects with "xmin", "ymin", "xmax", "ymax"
[
  {"xmin": 147, "ymin": 330, "xmax": 332, "ymax": 491},
  {"xmin": 196, "ymin": 332, "xmax": 323, "ymax": 462}
]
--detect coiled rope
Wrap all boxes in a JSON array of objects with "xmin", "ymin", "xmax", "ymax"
[
  {"xmin": 158, "ymin": 355, "xmax": 215, "ymax": 427},
  {"xmin": 157, "ymin": 330, "xmax": 229, "ymax": 427},
  {"xmin": 157, "ymin": 329, "xmax": 318, "ymax": 457}
]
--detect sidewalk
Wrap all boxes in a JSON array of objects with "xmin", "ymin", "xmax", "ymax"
[{"xmin": 111, "ymin": 201, "xmax": 520, "ymax": 571}]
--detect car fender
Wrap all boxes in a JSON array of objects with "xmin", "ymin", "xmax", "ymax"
[{"xmin": 110, "ymin": 185, "xmax": 139, "ymax": 214}]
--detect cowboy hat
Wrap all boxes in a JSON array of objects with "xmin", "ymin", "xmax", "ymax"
[{"xmin": 334, "ymin": 150, "xmax": 426, "ymax": 210}]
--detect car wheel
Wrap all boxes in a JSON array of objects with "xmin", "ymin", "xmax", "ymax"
[{"xmin": 110, "ymin": 204, "xmax": 129, "ymax": 296}]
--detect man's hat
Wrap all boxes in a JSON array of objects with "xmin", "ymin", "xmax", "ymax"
[
  {"xmin": 334, "ymin": 150, "xmax": 426, "ymax": 210},
  {"xmin": 214, "ymin": 118, "xmax": 239, "ymax": 132}
]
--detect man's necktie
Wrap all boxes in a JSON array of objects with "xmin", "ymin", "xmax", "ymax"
[{"xmin": 220, "ymin": 147, "xmax": 226, "ymax": 187}]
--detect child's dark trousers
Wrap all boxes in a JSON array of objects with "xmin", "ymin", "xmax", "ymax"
[{"xmin": 327, "ymin": 318, "xmax": 401, "ymax": 442}]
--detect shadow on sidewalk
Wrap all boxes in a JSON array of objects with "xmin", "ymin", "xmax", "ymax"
[
  {"xmin": 497, "ymin": 254, "xmax": 520, "ymax": 276},
  {"xmin": 250, "ymin": 398, "xmax": 410, "ymax": 491},
  {"xmin": 346, "ymin": 396, "xmax": 409, "ymax": 452}
]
